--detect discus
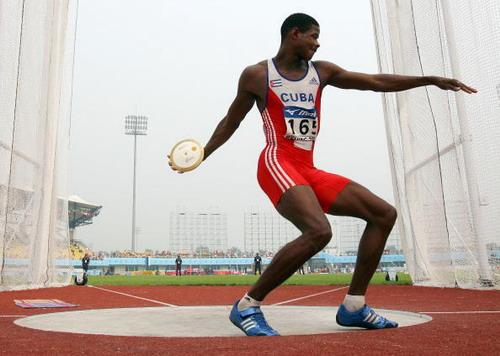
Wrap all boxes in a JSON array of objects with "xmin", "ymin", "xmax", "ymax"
[{"xmin": 169, "ymin": 139, "xmax": 204, "ymax": 172}]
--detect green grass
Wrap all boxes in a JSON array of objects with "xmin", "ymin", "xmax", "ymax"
[{"xmin": 88, "ymin": 272, "xmax": 412, "ymax": 286}]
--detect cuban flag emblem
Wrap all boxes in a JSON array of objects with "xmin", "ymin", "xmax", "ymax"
[{"xmin": 270, "ymin": 79, "xmax": 283, "ymax": 88}]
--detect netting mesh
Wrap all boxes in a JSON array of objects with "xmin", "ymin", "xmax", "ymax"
[
  {"xmin": 0, "ymin": 0, "xmax": 77, "ymax": 290},
  {"xmin": 371, "ymin": 0, "xmax": 500, "ymax": 288}
]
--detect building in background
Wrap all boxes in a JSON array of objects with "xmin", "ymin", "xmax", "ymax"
[
  {"xmin": 244, "ymin": 209, "xmax": 401, "ymax": 256},
  {"xmin": 330, "ymin": 216, "xmax": 401, "ymax": 255},
  {"xmin": 169, "ymin": 207, "xmax": 227, "ymax": 255},
  {"xmin": 243, "ymin": 210, "xmax": 299, "ymax": 254}
]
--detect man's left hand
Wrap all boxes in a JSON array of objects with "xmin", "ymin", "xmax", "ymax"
[{"xmin": 433, "ymin": 76, "xmax": 477, "ymax": 94}]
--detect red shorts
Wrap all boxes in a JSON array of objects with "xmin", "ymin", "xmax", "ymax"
[{"xmin": 257, "ymin": 148, "xmax": 351, "ymax": 213}]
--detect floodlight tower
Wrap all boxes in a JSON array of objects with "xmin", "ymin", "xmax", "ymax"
[{"xmin": 124, "ymin": 115, "xmax": 148, "ymax": 252}]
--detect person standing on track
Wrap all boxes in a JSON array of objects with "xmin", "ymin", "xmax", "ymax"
[
  {"xmin": 170, "ymin": 13, "xmax": 476, "ymax": 336},
  {"xmin": 298, "ymin": 264, "xmax": 305, "ymax": 275},
  {"xmin": 254, "ymin": 253, "xmax": 262, "ymax": 275},
  {"xmin": 175, "ymin": 255, "xmax": 182, "ymax": 276},
  {"xmin": 82, "ymin": 252, "xmax": 91, "ymax": 273}
]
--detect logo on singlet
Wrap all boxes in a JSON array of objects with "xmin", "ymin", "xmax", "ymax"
[
  {"xmin": 308, "ymin": 77, "xmax": 319, "ymax": 85},
  {"xmin": 284, "ymin": 106, "xmax": 317, "ymax": 119}
]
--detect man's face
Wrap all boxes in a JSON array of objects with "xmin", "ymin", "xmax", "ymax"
[{"xmin": 296, "ymin": 25, "xmax": 320, "ymax": 60}]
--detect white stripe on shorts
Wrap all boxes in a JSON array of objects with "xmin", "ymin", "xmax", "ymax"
[
  {"xmin": 262, "ymin": 109, "xmax": 295, "ymax": 189},
  {"xmin": 262, "ymin": 112, "xmax": 286, "ymax": 192}
]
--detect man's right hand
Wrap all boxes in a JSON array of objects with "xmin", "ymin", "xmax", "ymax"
[{"xmin": 167, "ymin": 154, "xmax": 184, "ymax": 174}]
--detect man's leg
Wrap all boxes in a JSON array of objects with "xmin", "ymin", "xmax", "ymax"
[
  {"xmin": 246, "ymin": 185, "xmax": 332, "ymax": 301},
  {"xmin": 328, "ymin": 181, "xmax": 398, "ymax": 329},
  {"xmin": 229, "ymin": 185, "xmax": 332, "ymax": 336},
  {"xmin": 328, "ymin": 181, "xmax": 397, "ymax": 296}
]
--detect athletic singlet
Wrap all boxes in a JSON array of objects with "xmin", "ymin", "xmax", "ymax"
[
  {"xmin": 257, "ymin": 58, "xmax": 350, "ymax": 211},
  {"xmin": 260, "ymin": 58, "xmax": 322, "ymax": 165}
]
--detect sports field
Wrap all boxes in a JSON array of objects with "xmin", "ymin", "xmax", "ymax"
[
  {"xmin": 2, "ymin": 283, "xmax": 499, "ymax": 355},
  {"xmin": 88, "ymin": 272, "xmax": 412, "ymax": 286}
]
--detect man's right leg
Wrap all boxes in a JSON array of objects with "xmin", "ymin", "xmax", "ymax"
[
  {"xmin": 229, "ymin": 185, "xmax": 331, "ymax": 336},
  {"xmin": 246, "ymin": 185, "xmax": 332, "ymax": 301}
]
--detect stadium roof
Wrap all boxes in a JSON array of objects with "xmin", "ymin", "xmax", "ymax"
[{"xmin": 68, "ymin": 195, "xmax": 102, "ymax": 230}]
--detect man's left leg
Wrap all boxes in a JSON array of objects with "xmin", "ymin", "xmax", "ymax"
[{"xmin": 328, "ymin": 181, "xmax": 398, "ymax": 329}]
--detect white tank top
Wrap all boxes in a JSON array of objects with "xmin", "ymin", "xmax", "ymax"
[{"xmin": 263, "ymin": 58, "xmax": 322, "ymax": 152}]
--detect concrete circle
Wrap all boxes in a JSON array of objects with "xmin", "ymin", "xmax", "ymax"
[{"xmin": 15, "ymin": 306, "xmax": 432, "ymax": 337}]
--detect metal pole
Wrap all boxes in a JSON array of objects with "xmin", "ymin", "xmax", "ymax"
[
  {"xmin": 125, "ymin": 115, "xmax": 147, "ymax": 253},
  {"xmin": 439, "ymin": 0, "xmax": 493, "ymax": 286},
  {"xmin": 132, "ymin": 133, "xmax": 137, "ymax": 252}
]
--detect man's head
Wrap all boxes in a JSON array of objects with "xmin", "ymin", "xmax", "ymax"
[
  {"xmin": 280, "ymin": 13, "xmax": 319, "ymax": 41},
  {"xmin": 280, "ymin": 13, "xmax": 320, "ymax": 60}
]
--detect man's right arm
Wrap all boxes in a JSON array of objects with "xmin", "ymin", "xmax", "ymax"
[{"xmin": 202, "ymin": 66, "xmax": 258, "ymax": 160}]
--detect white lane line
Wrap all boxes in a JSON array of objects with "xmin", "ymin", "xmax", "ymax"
[
  {"xmin": 88, "ymin": 285, "xmax": 178, "ymax": 307},
  {"xmin": 271, "ymin": 286, "xmax": 348, "ymax": 306},
  {"xmin": 421, "ymin": 310, "xmax": 500, "ymax": 314},
  {"xmin": 0, "ymin": 315, "xmax": 28, "ymax": 318}
]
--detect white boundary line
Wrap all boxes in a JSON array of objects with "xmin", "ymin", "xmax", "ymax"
[
  {"xmin": 421, "ymin": 310, "xmax": 500, "ymax": 315},
  {"xmin": 0, "ymin": 315, "xmax": 28, "ymax": 318},
  {"xmin": 88, "ymin": 285, "xmax": 178, "ymax": 307},
  {"xmin": 271, "ymin": 286, "xmax": 348, "ymax": 306}
]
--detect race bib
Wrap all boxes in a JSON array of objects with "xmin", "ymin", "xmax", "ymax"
[{"xmin": 283, "ymin": 106, "xmax": 318, "ymax": 149}]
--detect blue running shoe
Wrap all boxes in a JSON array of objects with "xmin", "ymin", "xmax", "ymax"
[
  {"xmin": 336, "ymin": 304, "xmax": 398, "ymax": 329},
  {"xmin": 229, "ymin": 301, "xmax": 280, "ymax": 336}
]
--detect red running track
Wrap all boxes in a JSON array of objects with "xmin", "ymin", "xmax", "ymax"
[{"xmin": 0, "ymin": 285, "xmax": 499, "ymax": 355}]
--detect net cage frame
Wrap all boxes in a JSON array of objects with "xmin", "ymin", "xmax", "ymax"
[{"xmin": 371, "ymin": 0, "xmax": 499, "ymax": 288}]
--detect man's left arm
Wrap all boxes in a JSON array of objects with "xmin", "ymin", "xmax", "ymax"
[{"xmin": 317, "ymin": 61, "xmax": 477, "ymax": 93}]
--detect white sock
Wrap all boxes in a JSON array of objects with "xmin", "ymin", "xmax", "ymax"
[
  {"xmin": 343, "ymin": 294, "xmax": 365, "ymax": 312},
  {"xmin": 237, "ymin": 293, "xmax": 261, "ymax": 311}
]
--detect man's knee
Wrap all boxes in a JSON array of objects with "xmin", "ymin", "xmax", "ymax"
[
  {"xmin": 306, "ymin": 223, "xmax": 332, "ymax": 250},
  {"xmin": 375, "ymin": 205, "xmax": 397, "ymax": 231}
]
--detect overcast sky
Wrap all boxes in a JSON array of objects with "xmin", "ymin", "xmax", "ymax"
[{"xmin": 69, "ymin": 0, "xmax": 394, "ymax": 252}]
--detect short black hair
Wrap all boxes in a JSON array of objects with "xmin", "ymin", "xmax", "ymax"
[{"xmin": 280, "ymin": 13, "xmax": 319, "ymax": 41}]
